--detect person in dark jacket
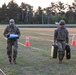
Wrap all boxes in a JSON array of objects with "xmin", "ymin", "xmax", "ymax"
[
  {"xmin": 3, "ymin": 19, "xmax": 21, "ymax": 64},
  {"xmin": 54, "ymin": 20, "xmax": 69, "ymax": 64}
]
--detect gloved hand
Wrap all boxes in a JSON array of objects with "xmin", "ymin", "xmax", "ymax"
[
  {"xmin": 7, "ymin": 34, "xmax": 10, "ymax": 37},
  {"xmin": 6, "ymin": 32, "xmax": 10, "ymax": 38},
  {"xmin": 16, "ymin": 35, "xmax": 19, "ymax": 39}
]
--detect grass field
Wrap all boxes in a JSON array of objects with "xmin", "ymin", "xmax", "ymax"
[{"xmin": 0, "ymin": 26, "xmax": 76, "ymax": 75}]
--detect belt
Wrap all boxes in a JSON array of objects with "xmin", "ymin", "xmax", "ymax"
[{"xmin": 57, "ymin": 40, "xmax": 65, "ymax": 42}]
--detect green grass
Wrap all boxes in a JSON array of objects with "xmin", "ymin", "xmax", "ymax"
[{"xmin": 0, "ymin": 27, "xmax": 76, "ymax": 75}]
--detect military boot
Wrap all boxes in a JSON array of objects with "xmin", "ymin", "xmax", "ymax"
[
  {"xmin": 58, "ymin": 51, "xmax": 63, "ymax": 64},
  {"xmin": 13, "ymin": 58, "xmax": 17, "ymax": 64},
  {"xmin": 8, "ymin": 56, "xmax": 12, "ymax": 64},
  {"xmin": 58, "ymin": 58, "xmax": 62, "ymax": 64},
  {"xmin": 9, "ymin": 59, "xmax": 12, "ymax": 64}
]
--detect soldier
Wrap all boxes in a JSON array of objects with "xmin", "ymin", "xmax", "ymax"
[
  {"xmin": 3, "ymin": 19, "xmax": 21, "ymax": 64},
  {"xmin": 54, "ymin": 20, "xmax": 69, "ymax": 64}
]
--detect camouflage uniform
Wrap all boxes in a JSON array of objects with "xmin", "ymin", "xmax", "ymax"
[
  {"xmin": 54, "ymin": 20, "xmax": 69, "ymax": 62},
  {"xmin": 3, "ymin": 19, "xmax": 21, "ymax": 64}
]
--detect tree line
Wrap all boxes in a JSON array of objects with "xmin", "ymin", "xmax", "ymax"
[{"xmin": 0, "ymin": 0, "xmax": 76, "ymax": 24}]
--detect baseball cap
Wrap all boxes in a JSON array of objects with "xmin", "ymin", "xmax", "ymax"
[
  {"xmin": 59, "ymin": 20, "xmax": 65, "ymax": 25},
  {"xmin": 9, "ymin": 19, "xmax": 15, "ymax": 25}
]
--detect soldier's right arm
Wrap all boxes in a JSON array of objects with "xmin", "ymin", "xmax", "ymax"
[
  {"xmin": 54, "ymin": 29, "xmax": 58, "ymax": 44},
  {"xmin": 3, "ymin": 26, "xmax": 9, "ymax": 38}
]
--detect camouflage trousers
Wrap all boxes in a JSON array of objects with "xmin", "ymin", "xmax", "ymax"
[
  {"xmin": 57, "ymin": 41, "xmax": 66, "ymax": 60},
  {"xmin": 6, "ymin": 39, "xmax": 18, "ymax": 60}
]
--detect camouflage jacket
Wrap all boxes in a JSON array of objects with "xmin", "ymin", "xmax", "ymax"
[
  {"xmin": 54, "ymin": 27, "xmax": 69, "ymax": 43},
  {"xmin": 3, "ymin": 25, "xmax": 21, "ymax": 39}
]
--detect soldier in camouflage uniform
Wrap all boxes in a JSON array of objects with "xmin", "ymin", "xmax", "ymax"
[
  {"xmin": 3, "ymin": 19, "xmax": 21, "ymax": 64},
  {"xmin": 54, "ymin": 20, "xmax": 69, "ymax": 64}
]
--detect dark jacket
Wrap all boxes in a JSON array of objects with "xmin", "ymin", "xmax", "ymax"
[{"xmin": 3, "ymin": 25, "xmax": 21, "ymax": 40}]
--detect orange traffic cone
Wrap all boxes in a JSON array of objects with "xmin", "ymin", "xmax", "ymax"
[
  {"xmin": 25, "ymin": 37, "xmax": 30, "ymax": 47},
  {"xmin": 71, "ymin": 35, "xmax": 76, "ymax": 46}
]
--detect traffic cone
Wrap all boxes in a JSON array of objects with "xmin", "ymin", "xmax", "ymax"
[
  {"xmin": 71, "ymin": 35, "xmax": 76, "ymax": 46},
  {"xmin": 25, "ymin": 37, "xmax": 30, "ymax": 47}
]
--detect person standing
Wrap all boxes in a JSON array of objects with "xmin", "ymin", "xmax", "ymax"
[
  {"xmin": 54, "ymin": 20, "xmax": 69, "ymax": 64},
  {"xmin": 3, "ymin": 19, "xmax": 21, "ymax": 64}
]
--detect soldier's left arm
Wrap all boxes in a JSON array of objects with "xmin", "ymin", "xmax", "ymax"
[
  {"xmin": 66, "ymin": 29, "xmax": 69, "ymax": 44},
  {"xmin": 16, "ymin": 27, "xmax": 21, "ymax": 38}
]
